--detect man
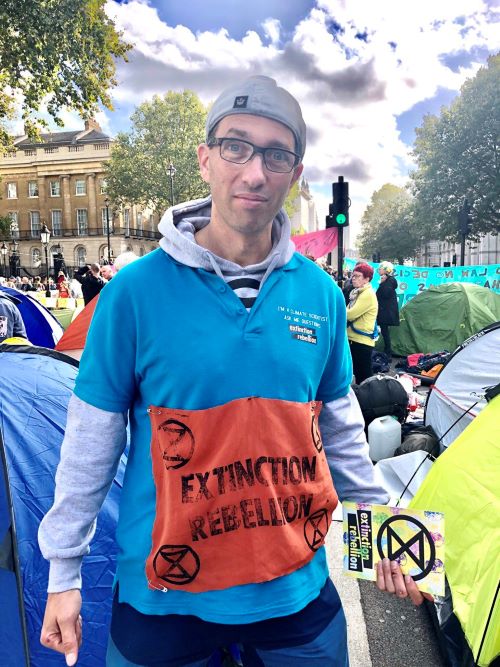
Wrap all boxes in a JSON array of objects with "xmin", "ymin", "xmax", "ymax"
[
  {"xmin": 376, "ymin": 261, "xmax": 399, "ymax": 359},
  {"xmin": 74, "ymin": 263, "xmax": 106, "ymax": 305},
  {"xmin": 0, "ymin": 291, "xmax": 27, "ymax": 342},
  {"xmin": 100, "ymin": 264, "xmax": 115, "ymax": 282},
  {"xmin": 39, "ymin": 76, "xmax": 426, "ymax": 667}
]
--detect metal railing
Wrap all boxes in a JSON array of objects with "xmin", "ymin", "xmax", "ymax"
[{"xmin": 0, "ymin": 227, "xmax": 161, "ymax": 241}]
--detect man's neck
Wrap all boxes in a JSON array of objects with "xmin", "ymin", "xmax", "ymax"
[{"xmin": 195, "ymin": 222, "xmax": 274, "ymax": 267}]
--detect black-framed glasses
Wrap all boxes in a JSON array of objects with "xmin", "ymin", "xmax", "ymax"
[{"xmin": 207, "ymin": 137, "xmax": 300, "ymax": 173}]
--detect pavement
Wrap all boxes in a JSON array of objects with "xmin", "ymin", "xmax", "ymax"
[{"xmin": 323, "ymin": 362, "xmax": 446, "ymax": 667}]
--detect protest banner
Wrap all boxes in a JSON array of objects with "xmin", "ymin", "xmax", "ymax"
[
  {"xmin": 292, "ymin": 228, "xmax": 338, "ymax": 259},
  {"xmin": 345, "ymin": 259, "xmax": 500, "ymax": 307}
]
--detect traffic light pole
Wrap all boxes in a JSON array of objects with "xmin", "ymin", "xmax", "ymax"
[
  {"xmin": 337, "ymin": 227, "xmax": 344, "ymax": 289},
  {"xmin": 460, "ymin": 232, "xmax": 466, "ymax": 267}
]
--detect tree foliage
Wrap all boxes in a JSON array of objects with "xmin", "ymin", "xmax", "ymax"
[
  {"xmin": 411, "ymin": 54, "xmax": 500, "ymax": 241},
  {"xmin": 0, "ymin": 0, "xmax": 130, "ymax": 148},
  {"xmin": 357, "ymin": 184, "xmax": 422, "ymax": 264},
  {"xmin": 283, "ymin": 181, "xmax": 300, "ymax": 220},
  {"xmin": 105, "ymin": 91, "xmax": 209, "ymax": 215}
]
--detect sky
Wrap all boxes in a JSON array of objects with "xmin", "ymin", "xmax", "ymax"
[{"xmin": 35, "ymin": 0, "xmax": 500, "ymax": 242}]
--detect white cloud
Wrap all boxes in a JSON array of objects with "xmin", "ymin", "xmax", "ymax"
[{"xmin": 103, "ymin": 0, "xmax": 499, "ymax": 245}]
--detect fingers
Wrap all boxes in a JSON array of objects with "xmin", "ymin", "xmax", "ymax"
[
  {"xmin": 404, "ymin": 575, "xmax": 425, "ymax": 606},
  {"xmin": 376, "ymin": 559, "xmax": 427, "ymax": 605},
  {"xmin": 60, "ymin": 616, "xmax": 80, "ymax": 666}
]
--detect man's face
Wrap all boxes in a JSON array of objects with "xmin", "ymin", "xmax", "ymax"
[
  {"xmin": 198, "ymin": 114, "xmax": 303, "ymax": 237},
  {"xmin": 101, "ymin": 266, "xmax": 113, "ymax": 280}
]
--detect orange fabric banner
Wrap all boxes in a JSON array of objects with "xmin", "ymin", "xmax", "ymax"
[{"xmin": 146, "ymin": 397, "xmax": 337, "ymax": 593}]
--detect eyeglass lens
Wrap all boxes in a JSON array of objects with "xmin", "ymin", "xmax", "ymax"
[{"xmin": 219, "ymin": 139, "xmax": 296, "ymax": 173}]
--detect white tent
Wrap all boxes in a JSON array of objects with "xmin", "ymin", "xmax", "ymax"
[{"xmin": 425, "ymin": 322, "xmax": 500, "ymax": 449}]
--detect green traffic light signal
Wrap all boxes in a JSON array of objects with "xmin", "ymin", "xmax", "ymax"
[{"xmin": 336, "ymin": 213, "xmax": 347, "ymax": 225}]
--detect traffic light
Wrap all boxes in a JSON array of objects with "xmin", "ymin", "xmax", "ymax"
[{"xmin": 326, "ymin": 176, "xmax": 349, "ymax": 228}]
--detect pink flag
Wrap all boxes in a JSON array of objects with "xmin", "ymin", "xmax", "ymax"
[{"xmin": 291, "ymin": 228, "xmax": 338, "ymax": 259}]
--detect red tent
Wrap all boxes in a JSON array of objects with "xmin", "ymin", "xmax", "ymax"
[{"xmin": 55, "ymin": 296, "xmax": 98, "ymax": 359}]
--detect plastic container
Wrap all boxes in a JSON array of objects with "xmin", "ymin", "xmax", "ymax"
[{"xmin": 368, "ymin": 416, "xmax": 402, "ymax": 462}]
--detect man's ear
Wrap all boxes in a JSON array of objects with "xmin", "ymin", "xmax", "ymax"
[
  {"xmin": 289, "ymin": 162, "xmax": 304, "ymax": 190},
  {"xmin": 197, "ymin": 143, "xmax": 211, "ymax": 184}
]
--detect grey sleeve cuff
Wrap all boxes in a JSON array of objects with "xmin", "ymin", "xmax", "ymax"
[
  {"xmin": 319, "ymin": 389, "xmax": 390, "ymax": 504},
  {"xmin": 47, "ymin": 558, "xmax": 83, "ymax": 593}
]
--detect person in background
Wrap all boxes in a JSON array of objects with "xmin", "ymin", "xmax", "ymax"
[
  {"xmin": 376, "ymin": 261, "xmax": 399, "ymax": 360},
  {"xmin": 0, "ymin": 291, "xmax": 27, "ymax": 342},
  {"xmin": 74, "ymin": 263, "xmax": 105, "ymax": 305},
  {"xmin": 346, "ymin": 262, "xmax": 378, "ymax": 384},
  {"xmin": 100, "ymin": 265, "xmax": 115, "ymax": 282}
]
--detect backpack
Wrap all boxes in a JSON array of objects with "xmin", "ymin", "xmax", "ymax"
[
  {"xmin": 394, "ymin": 425, "xmax": 440, "ymax": 457},
  {"xmin": 353, "ymin": 375, "xmax": 409, "ymax": 428}
]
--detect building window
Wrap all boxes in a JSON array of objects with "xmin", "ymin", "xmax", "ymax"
[
  {"xmin": 136, "ymin": 212, "xmax": 143, "ymax": 231},
  {"xmin": 94, "ymin": 143, "xmax": 110, "ymax": 150},
  {"xmin": 101, "ymin": 208, "xmax": 113, "ymax": 234},
  {"xmin": 69, "ymin": 145, "xmax": 83, "ymax": 152},
  {"xmin": 28, "ymin": 181, "xmax": 39, "ymax": 197},
  {"xmin": 44, "ymin": 146, "xmax": 59, "ymax": 154},
  {"xmin": 9, "ymin": 212, "xmax": 19, "ymax": 239},
  {"xmin": 100, "ymin": 178, "xmax": 107, "ymax": 194},
  {"xmin": 51, "ymin": 210, "xmax": 62, "ymax": 237},
  {"xmin": 124, "ymin": 209, "xmax": 130, "ymax": 236},
  {"xmin": 75, "ymin": 179, "xmax": 86, "ymax": 196},
  {"xmin": 76, "ymin": 209, "xmax": 88, "ymax": 235},
  {"xmin": 24, "ymin": 149, "xmax": 36, "ymax": 156},
  {"xmin": 7, "ymin": 182, "xmax": 17, "ymax": 199},
  {"xmin": 30, "ymin": 211, "xmax": 41, "ymax": 236},
  {"xmin": 75, "ymin": 246, "xmax": 87, "ymax": 267},
  {"xmin": 31, "ymin": 248, "xmax": 42, "ymax": 268},
  {"xmin": 50, "ymin": 180, "xmax": 61, "ymax": 197}
]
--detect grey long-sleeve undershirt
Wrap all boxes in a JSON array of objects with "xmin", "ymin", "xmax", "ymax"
[{"xmin": 38, "ymin": 390, "xmax": 389, "ymax": 593}]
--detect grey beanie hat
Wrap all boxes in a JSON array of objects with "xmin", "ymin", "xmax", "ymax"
[{"xmin": 206, "ymin": 75, "xmax": 306, "ymax": 158}]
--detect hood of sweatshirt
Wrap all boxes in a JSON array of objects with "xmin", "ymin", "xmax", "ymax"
[{"xmin": 157, "ymin": 195, "xmax": 296, "ymax": 281}]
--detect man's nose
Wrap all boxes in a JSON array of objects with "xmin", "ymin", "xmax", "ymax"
[{"xmin": 241, "ymin": 152, "xmax": 267, "ymax": 188}]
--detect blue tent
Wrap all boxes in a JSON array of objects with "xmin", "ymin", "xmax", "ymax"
[
  {"xmin": 0, "ymin": 345, "xmax": 126, "ymax": 666},
  {"xmin": 0, "ymin": 287, "xmax": 63, "ymax": 348}
]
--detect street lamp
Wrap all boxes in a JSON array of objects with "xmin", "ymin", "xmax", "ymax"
[
  {"xmin": 0, "ymin": 243, "xmax": 7, "ymax": 278},
  {"xmin": 167, "ymin": 162, "xmax": 176, "ymax": 207},
  {"xmin": 9, "ymin": 239, "xmax": 19, "ymax": 277},
  {"xmin": 40, "ymin": 223, "xmax": 51, "ymax": 297},
  {"xmin": 104, "ymin": 196, "xmax": 112, "ymax": 263}
]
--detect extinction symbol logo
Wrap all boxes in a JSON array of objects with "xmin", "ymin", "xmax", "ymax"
[
  {"xmin": 158, "ymin": 419, "xmax": 195, "ymax": 470},
  {"xmin": 304, "ymin": 509, "xmax": 329, "ymax": 551},
  {"xmin": 311, "ymin": 413, "xmax": 323, "ymax": 452},
  {"xmin": 376, "ymin": 515, "xmax": 436, "ymax": 581},
  {"xmin": 153, "ymin": 544, "xmax": 200, "ymax": 585}
]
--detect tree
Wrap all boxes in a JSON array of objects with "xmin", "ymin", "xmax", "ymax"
[
  {"xmin": 283, "ymin": 181, "xmax": 300, "ymax": 220},
  {"xmin": 411, "ymin": 54, "xmax": 500, "ymax": 241},
  {"xmin": 0, "ymin": 0, "xmax": 130, "ymax": 148},
  {"xmin": 105, "ymin": 91, "xmax": 209, "ymax": 215},
  {"xmin": 357, "ymin": 184, "xmax": 422, "ymax": 264}
]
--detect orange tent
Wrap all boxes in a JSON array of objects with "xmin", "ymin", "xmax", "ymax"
[{"xmin": 55, "ymin": 296, "xmax": 98, "ymax": 360}]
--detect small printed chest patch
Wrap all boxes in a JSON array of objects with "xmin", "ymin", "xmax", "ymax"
[{"xmin": 289, "ymin": 324, "xmax": 317, "ymax": 345}]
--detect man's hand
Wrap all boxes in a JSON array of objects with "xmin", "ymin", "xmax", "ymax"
[
  {"xmin": 376, "ymin": 558, "xmax": 434, "ymax": 605},
  {"xmin": 40, "ymin": 590, "xmax": 82, "ymax": 666}
]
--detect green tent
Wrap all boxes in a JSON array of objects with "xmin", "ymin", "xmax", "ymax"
[{"xmin": 389, "ymin": 282, "xmax": 500, "ymax": 356}]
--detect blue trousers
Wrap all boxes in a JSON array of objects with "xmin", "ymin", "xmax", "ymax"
[{"xmin": 106, "ymin": 606, "xmax": 349, "ymax": 666}]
